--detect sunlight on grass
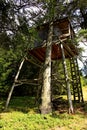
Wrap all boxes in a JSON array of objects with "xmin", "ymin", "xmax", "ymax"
[
  {"xmin": 0, "ymin": 86, "xmax": 87, "ymax": 130},
  {"xmin": 83, "ymin": 86, "xmax": 87, "ymax": 101},
  {"xmin": 0, "ymin": 111, "xmax": 87, "ymax": 130}
]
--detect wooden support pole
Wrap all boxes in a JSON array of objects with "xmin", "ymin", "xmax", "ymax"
[
  {"xmin": 61, "ymin": 43, "xmax": 74, "ymax": 114},
  {"xmin": 5, "ymin": 58, "xmax": 25, "ymax": 110}
]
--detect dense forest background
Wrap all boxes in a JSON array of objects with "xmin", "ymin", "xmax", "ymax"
[{"xmin": 0, "ymin": 0, "xmax": 87, "ymax": 98}]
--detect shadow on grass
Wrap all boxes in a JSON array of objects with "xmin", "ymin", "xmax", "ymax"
[
  {"xmin": 0, "ymin": 96, "xmax": 87, "ymax": 116},
  {"xmin": 0, "ymin": 96, "xmax": 39, "ymax": 113},
  {"xmin": 51, "ymin": 97, "xmax": 87, "ymax": 119}
]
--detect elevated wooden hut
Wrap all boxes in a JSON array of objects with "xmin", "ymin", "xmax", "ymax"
[
  {"xmin": 28, "ymin": 17, "xmax": 83, "ymax": 103},
  {"xmin": 28, "ymin": 17, "xmax": 78, "ymax": 62},
  {"xmin": 5, "ymin": 17, "xmax": 83, "ymax": 110}
]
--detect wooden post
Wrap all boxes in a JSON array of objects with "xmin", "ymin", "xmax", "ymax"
[
  {"xmin": 61, "ymin": 43, "xmax": 74, "ymax": 114},
  {"xmin": 5, "ymin": 58, "xmax": 25, "ymax": 110}
]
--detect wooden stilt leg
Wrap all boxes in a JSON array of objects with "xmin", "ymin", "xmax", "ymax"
[
  {"xmin": 61, "ymin": 43, "xmax": 74, "ymax": 114},
  {"xmin": 5, "ymin": 58, "xmax": 25, "ymax": 110}
]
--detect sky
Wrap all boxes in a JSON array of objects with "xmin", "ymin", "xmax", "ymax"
[{"xmin": 78, "ymin": 41, "xmax": 87, "ymax": 69}]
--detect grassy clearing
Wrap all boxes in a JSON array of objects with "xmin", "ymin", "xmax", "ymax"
[{"xmin": 0, "ymin": 87, "xmax": 87, "ymax": 130}]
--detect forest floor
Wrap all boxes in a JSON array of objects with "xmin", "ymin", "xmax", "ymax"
[{"xmin": 0, "ymin": 86, "xmax": 87, "ymax": 130}]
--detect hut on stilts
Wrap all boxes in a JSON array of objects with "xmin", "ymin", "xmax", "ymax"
[{"xmin": 5, "ymin": 17, "xmax": 83, "ymax": 111}]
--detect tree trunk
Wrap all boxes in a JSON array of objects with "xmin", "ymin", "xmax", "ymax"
[
  {"xmin": 40, "ymin": 22, "xmax": 53, "ymax": 114},
  {"xmin": 5, "ymin": 58, "xmax": 25, "ymax": 110},
  {"xmin": 61, "ymin": 43, "xmax": 74, "ymax": 114}
]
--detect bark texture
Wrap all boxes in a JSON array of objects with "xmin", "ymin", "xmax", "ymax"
[{"xmin": 40, "ymin": 22, "xmax": 53, "ymax": 114}]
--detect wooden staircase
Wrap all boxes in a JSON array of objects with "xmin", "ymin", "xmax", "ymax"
[{"xmin": 70, "ymin": 57, "xmax": 84, "ymax": 102}]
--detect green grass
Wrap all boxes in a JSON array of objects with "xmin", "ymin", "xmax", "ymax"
[
  {"xmin": 0, "ymin": 108, "xmax": 87, "ymax": 130},
  {"xmin": 0, "ymin": 87, "xmax": 87, "ymax": 130}
]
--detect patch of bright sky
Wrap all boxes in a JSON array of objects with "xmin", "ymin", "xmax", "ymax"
[
  {"xmin": 72, "ymin": 9, "xmax": 87, "ymax": 69},
  {"xmin": 16, "ymin": 1, "xmax": 46, "ymax": 26},
  {"xmin": 78, "ymin": 40, "xmax": 87, "ymax": 69}
]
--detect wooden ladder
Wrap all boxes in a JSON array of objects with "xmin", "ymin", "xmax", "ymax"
[{"xmin": 70, "ymin": 57, "xmax": 84, "ymax": 102}]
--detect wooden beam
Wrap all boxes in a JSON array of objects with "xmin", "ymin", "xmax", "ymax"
[
  {"xmin": 59, "ymin": 33, "xmax": 70, "ymax": 38},
  {"xmin": 25, "ymin": 57, "xmax": 42, "ymax": 68},
  {"xmin": 69, "ymin": 24, "xmax": 71, "ymax": 38},
  {"xmin": 15, "ymin": 82, "xmax": 40, "ymax": 86},
  {"xmin": 64, "ymin": 48, "xmax": 72, "ymax": 58},
  {"xmin": 28, "ymin": 51, "xmax": 42, "ymax": 63},
  {"xmin": 63, "ymin": 44, "xmax": 75, "ymax": 57}
]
